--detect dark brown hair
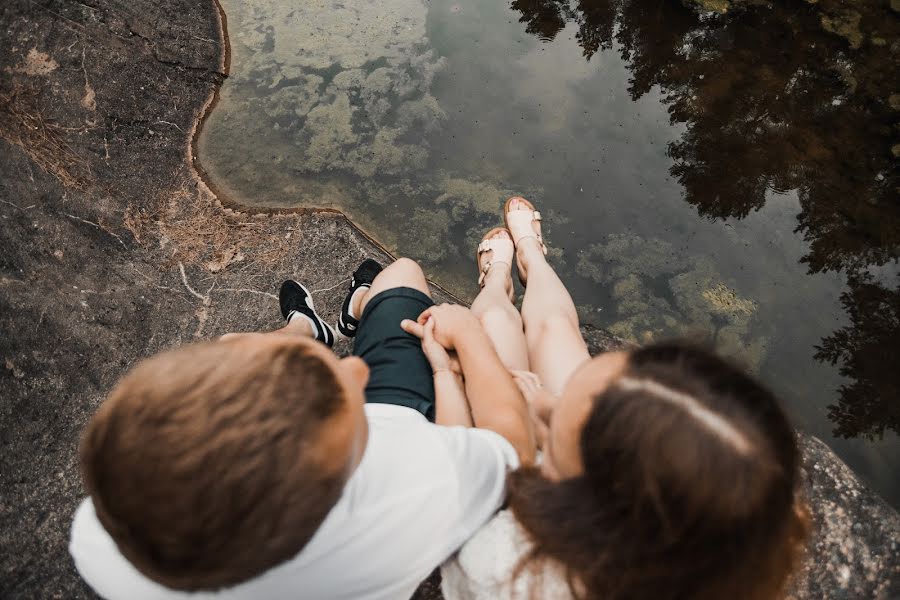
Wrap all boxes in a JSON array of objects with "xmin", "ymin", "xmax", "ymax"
[
  {"xmin": 80, "ymin": 337, "xmax": 350, "ymax": 591},
  {"xmin": 509, "ymin": 342, "xmax": 809, "ymax": 600}
]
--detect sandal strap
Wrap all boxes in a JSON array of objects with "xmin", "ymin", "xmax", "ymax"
[
  {"xmin": 478, "ymin": 238, "xmax": 514, "ymax": 253},
  {"xmin": 517, "ymin": 232, "xmax": 544, "ymax": 242},
  {"xmin": 512, "ymin": 233, "xmax": 548, "ymax": 256},
  {"xmin": 509, "ymin": 209, "xmax": 542, "ymax": 223},
  {"xmin": 481, "ymin": 259, "xmax": 510, "ymax": 274},
  {"xmin": 478, "ymin": 260, "xmax": 511, "ymax": 287},
  {"xmin": 508, "ymin": 210, "xmax": 544, "ymax": 243},
  {"xmin": 477, "ymin": 231, "xmax": 515, "ymax": 287},
  {"xmin": 478, "ymin": 238, "xmax": 514, "ymax": 268}
]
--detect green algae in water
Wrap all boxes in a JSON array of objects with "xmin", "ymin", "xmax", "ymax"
[{"xmin": 198, "ymin": 0, "xmax": 900, "ymax": 506}]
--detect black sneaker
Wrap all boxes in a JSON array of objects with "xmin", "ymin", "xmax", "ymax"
[
  {"xmin": 279, "ymin": 280, "xmax": 336, "ymax": 347},
  {"xmin": 337, "ymin": 259, "xmax": 383, "ymax": 338}
]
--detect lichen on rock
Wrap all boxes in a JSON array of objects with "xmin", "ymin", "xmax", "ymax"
[{"xmin": 17, "ymin": 48, "xmax": 58, "ymax": 76}]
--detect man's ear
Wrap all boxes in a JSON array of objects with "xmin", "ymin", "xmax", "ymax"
[{"xmin": 338, "ymin": 356, "xmax": 370, "ymax": 390}]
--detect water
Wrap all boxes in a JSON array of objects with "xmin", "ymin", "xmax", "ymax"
[{"xmin": 197, "ymin": 0, "xmax": 900, "ymax": 506}]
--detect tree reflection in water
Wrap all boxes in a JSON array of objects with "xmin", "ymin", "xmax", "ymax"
[
  {"xmin": 816, "ymin": 275, "xmax": 899, "ymax": 440},
  {"xmin": 511, "ymin": 0, "xmax": 899, "ymax": 439}
]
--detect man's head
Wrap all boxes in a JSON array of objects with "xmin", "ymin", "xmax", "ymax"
[{"xmin": 80, "ymin": 334, "xmax": 369, "ymax": 591}]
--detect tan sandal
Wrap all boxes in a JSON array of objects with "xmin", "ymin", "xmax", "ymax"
[
  {"xmin": 504, "ymin": 196, "xmax": 548, "ymax": 256},
  {"xmin": 476, "ymin": 227, "xmax": 515, "ymax": 293},
  {"xmin": 504, "ymin": 197, "xmax": 547, "ymax": 286}
]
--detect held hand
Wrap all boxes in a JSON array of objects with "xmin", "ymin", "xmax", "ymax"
[
  {"xmin": 420, "ymin": 318, "xmax": 452, "ymax": 373},
  {"xmin": 401, "ymin": 316, "xmax": 462, "ymax": 375},
  {"xmin": 511, "ymin": 370, "xmax": 556, "ymax": 423},
  {"xmin": 510, "ymin": 370, "xmax": 553, "ymax": 451},
  {"xmin": 511, "ymin": 370, "xmax": 542, "ymax": 399},
  {"xmin": 416, "ymin": 303, "xmax": 482, "ymax": 350}
]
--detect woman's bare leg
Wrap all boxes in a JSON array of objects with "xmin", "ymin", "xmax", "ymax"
[
  {"xmin": 470, "ymin": 248, "xmax": 529, "ymax": 371},
  {"xmin": 510, "ymin": 200, "xmax": 590, "ymax": 396}
]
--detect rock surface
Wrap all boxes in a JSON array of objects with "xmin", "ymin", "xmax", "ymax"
[
  {"xmin": 0, "ymin": 0, "xmax": 896, "ymax": 598},
  {"xmin": 789, "ymin": 436, "xmax": 899, "ymax": 598}
]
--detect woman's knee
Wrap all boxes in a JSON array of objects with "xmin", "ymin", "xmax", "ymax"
[
  {"xmin": 525, "ymin": 312, "xmax": 579, "ymax": 347},
  {"xmin": 478, "ymin": 304, "xmax": 522, "ymax": 333}
]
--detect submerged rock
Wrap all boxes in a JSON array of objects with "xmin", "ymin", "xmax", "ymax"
[
  {"xmin": 576, "ymin": 233, "xmax": 769, "ymax": 371},
  {"xmin": 216, "ymin": 0, "xmax": 446, "ymax": 181},
  {"xmin": 689, "ymin": 0, "xmax": 732, "ymax": 14},
  {"xmin": 820, "ymin": 10, "xmax": 864, "ymax": 49}
]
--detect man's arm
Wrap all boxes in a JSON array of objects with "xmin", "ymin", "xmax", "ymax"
[{"xmin": 403, "ymin": 305, "xmax": 536, "ymax": 465}]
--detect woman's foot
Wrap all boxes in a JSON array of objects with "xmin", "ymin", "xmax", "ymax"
[
  {"xmin": 477, "ymin": 227, "xmax": 515, "ymax": 302},
  {"xmin": 504, "ymin": 196, "xmax": 547, "ymax": 285}
]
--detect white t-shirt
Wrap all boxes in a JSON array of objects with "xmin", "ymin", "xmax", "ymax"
[
  {"xmin": 70, "ymin": 403, "xmax": 519, "ymax": 600},
  {"xmin": 440, "ymin": 509, "xmax": 572, "ymax": 600}
]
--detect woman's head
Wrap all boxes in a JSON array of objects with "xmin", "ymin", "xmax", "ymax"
[{"xmin": 509, "ymin": 342, "xmax": 808, "ymax": 600}]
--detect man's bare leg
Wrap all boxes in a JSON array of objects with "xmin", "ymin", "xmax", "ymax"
[
  {"xmin": 355, "ymin": 257, "xmax": 432, "ymax": 317},
  {"xmin": 219, "ymin": 315, "xmax": 313, "ymax": 342}
]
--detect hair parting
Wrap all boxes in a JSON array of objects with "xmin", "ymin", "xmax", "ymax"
[{"xmin": 508, "ymin": 341, "xmax": 809, "ymax": 600}]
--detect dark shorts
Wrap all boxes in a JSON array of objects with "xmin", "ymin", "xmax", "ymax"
[{"xmin": 352, "ymin": 287, "xmax": 436, "ymax": 421}]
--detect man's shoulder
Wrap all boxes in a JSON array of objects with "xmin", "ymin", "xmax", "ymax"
[
  {"xmin": 363, "ymin": 402, "xmax": 430, "ymax": 423},
  {"xmin": 356, "ymin": 404, "xmax": 519, "ymax": 515},
  {"xmin": 362, "ymin": 404, "xmax": 517, "ymax": 467},
  {"xmin": 70, "ymin": 497, "xmax": 102, "ymax": 550},
  {"xmin": 71, "ymin": 498, "xmax": 194, "ymax": 599},
  {"xmin": 359, "ymin": 404, "xmax": 462, "ymax": 478}
]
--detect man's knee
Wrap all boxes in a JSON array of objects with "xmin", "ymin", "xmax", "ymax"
[
  {"xmin": 370, "ymin": 257, "xmax": 430, "ymax": 297},
  {"xmin": 389, "ymin": 257, "xmax": 425, "ymax": 280}
]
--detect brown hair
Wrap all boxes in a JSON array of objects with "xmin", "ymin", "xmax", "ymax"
[
  {"xmin": 80, "ymin": 337, "xmax": 350, "ymax": 590},
  {"xmin": 509, "ymin": 342, "xmax": 809, "ymax": 600}
]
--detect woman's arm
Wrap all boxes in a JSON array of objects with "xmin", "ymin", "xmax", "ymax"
[
  {"xmin": 404, "ymin": 304, "xmax": 536, "ymax": 466},
  {"xmin": 434, "ymin": 370, "xmax": 473, "ymax": 427},
  {"xmin": 454, "ymin": 328, "xmax": 535, "ymax": 465},
  {"xmin": 416, "ymin": 317, "xmax": 475, "ymax": 427}
]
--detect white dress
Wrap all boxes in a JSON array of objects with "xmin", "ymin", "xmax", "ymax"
[{"xmin": 441, "ymin": 509, "xmax": 573, "ymax": 600}]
